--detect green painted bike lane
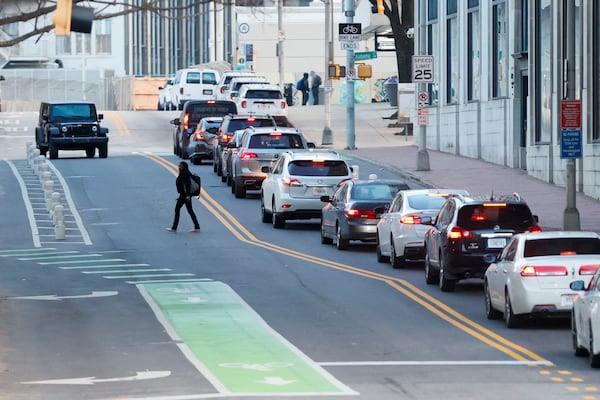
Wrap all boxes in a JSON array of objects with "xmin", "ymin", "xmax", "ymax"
[{"xmin": 140, "ymin": 280, "xmax": 356, "ymax": 396}]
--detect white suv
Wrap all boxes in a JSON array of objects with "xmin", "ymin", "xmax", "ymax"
[
  {"xmin": 237, "ymin": 83, "xmax": 287, "ymax": 116},
  {"xmin": 260, "ymin": 150, "xmax": 353, "ymax": 229}
]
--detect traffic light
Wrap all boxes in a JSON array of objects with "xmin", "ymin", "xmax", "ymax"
[
  {"xmin": 368, "ymin": 0, "xmax": 384, "ymax": 14},
  {"xmin": 53, "ymin": 0, "xmax": 95, "ymax": 36},
  {"xmin": 328, "ymin": 64, "xmax": 346, "ymax": 80}
]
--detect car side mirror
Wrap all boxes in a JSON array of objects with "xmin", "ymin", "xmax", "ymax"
[
  {"xmin": 320, "ymin": 195, "xmax": 331, "ymax": 203},
  {"xmin": 97, "ymin": 113, "xmax": 104, "ymax": 121},
  {"xmin": 373, "ymin": 206, "xmax": 386, "ymax": 214},
  {"xmin": 570, "ymin": 280, "xmax": 586, "ymax": 291},
  {"xmin": 533, "ymin": 215, "xmax": 539, "ymax": 223},
  {"xmin": 42, "ymin": 114, "xmax": 49, "ymax": 122},
  {"xmin": 171, "ymin": 118, "xmax": 180, "ymax": 126},
  {"xmin": 227, "ymin": 141, "xmax": 237, "ymax": 149},
  {"xmin": 483, "ymin": 254, "xmax": 498, "ymax": 264},
  {"xmin": 420, "ymin": 215, "xmax": 433, "ymax": 225},
  {"xmin": 307, "ymin": 142, "xmax": 316, "ymax": 149},
  {"xmin": 261, "ymin": 166, "xmax": 270, "ymax": 173}
]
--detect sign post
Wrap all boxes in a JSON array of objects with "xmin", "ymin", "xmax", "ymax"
[{"xmin": 413, "ymin": 54, "xmax": 434, "ymax": 171}]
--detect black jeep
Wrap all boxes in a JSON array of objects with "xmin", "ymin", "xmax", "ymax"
[{"xmin": 36, "ymin": 102, "xmax": 109, "ymax": 159}]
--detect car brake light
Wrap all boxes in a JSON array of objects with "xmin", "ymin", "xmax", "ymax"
[
  {"xmin": 483, "ymin": 203, "xmax": 507, "ymax": 207},
  {"xmin": 528, "ymin": 225, "xmax": 543, "ymax": 233},
  {"xmin": 240, "ymin": 152, "xmax": 257, "ymax": 159},
  {"xmin": 579, "ymin": 264, "xmax": 600, "ymax": 275},
  {"xmin": 448, "ymin": 226, "xmax": 472, "ymax": 239},
  {"xmin": 281, "ymin": 101, "xmax": 287, "ymax": 109},
  {"xmin": 221, "ymin": 133, "xmax": 232, "ymax": 143},
  {"xmin": 194, "ymin": 130, "xmax": 206, "ymax": 141},
  {"xmin": 207, "ymin": 100, "xmax": 216, "ymax": 104},
  {"xmin": 346, "ymin": 209, "xmax": 377, "ymax": 219},
  {"xmin": 183, "ymin": 114, "xmax": 190, "ymax": 131},
  {"xmin": 179, "ymin": 87, "xmax": 184, "ymax": 95},
  {"xmin": 520, "ymin": 265, "xmax": 568, "ymax": 277},
  {"xmin": 220, "ymin": 87, "xmax": 225, "ymax": 94},
  {"xmin": 269, "ymin": 132, "xmax": 282, "ymax": 136},
  {"xmin": 400, "ymin": 215, "xmax": 422, "ymax": 224},
  {"xmin": 282, "ymin": 178, "xmax": 301, "ymax": 186},
  {"xmin": 312, "ymin": 159, "xmax": 325, "ymax": 164},
  {"xmin": 240, "ymin": 100, "xmax": 247, "ymax": 108}
]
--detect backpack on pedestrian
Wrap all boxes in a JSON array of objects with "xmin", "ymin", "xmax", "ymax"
[
  {"xmin": 190, "ymin": 174, "xmax": 201, "ymax": 197},
  {"xmin": 313, "ymin": 74, "xmax": 322, "ymax": 87},
  {"xmin": 296, "ymin": 79, "xmax": 303, "ymax": 90}
]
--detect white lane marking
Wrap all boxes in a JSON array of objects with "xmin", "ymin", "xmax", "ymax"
[
  {"xmin": 39, "ymin": 258, "xmax": 126, "ymax": 265},
  {"xmin": 60, "ymin": 263, "xmax": 150, "ymax": 270},
  {"xmin": 9, "ymin": 291, "xmax": 119, "ymax": 301},
  {"xmin": 104, "ymin": 273, "xmax": 195, "ymax": 279},
  {"xmin": 318, "ymin": 360, "xmax": 553, "ymax": 366},
  {"xmin": 82, "ymin": 268, "xmax": 172, "ymax": 274},
  {"xmin": 45, "ymin": 160, "xmax": 92, "ymax": 245},
  {"xmin": 6, "ymin": 160, "xmax": 41, "ymax": 247},
  {"xmin": 22, "ymin": 370, "xmax": 171, "ymax": 385}
]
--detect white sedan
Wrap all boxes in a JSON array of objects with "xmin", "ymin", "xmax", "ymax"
[
  {"xmin": 376, "ymin": 189, "xmax": 468, "ymax": 268},
  {"xmin": 570, "ymin": 266, "xmax": 600, "ymax": 368},
  {"xmin": 484, "ymin": 231, "xmax": 600, "ymax": 328}
]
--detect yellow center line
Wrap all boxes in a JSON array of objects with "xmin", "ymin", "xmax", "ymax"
[
  {"xmin": 141, "ymin": 152, "xmax": 549, "ymax": 364},
  {"xmin": 105, "ymin": 111, "xmax": 131, "ymax": 136}
]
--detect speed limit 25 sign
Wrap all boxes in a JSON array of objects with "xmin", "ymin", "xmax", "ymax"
[{"xmin": 412, "ymin": 55, "xmax": 434, "ymax": 83}]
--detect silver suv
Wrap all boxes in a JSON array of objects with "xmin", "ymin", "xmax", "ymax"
[
  {"xmin": 230, "ymin": 127, "xmax": 314, "ymax": 198},
  {"xmin": 260, "ymin": 150, "xmax": 353, "ymax": 229}
]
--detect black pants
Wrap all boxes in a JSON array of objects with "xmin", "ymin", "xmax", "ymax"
[
  {"xmin": 302, "ymin": 90, "xmax": 309, "ymax": 105},
  {"xmin": 311, "ymin": 87, "xmax": 319, "ymax": 105},
  {"xmin": 171, "ymin": 196, "xmax": 200, "ymax": 230}
]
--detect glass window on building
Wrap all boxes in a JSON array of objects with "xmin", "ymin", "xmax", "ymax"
[
  {"xmin": 56, "ymin": 36, "xmax": 72, "ymax": 55},
  {"xmin": 446, "ymin": 0, "xmax": 458, "ymax": 104},
  {"xmin": 467, "ymin": 0, "xmax": 480, "ymax": 101},
  {"xmin": 492, "ymin": 0, "xmax": 508, "ymax": 98},
  {"xmin": 427, "ymin": 0, "xmax": 439, "ymax": 105},
  {"xmin": 75, "ymin": 33, "xmax": 92, "ymax": 55},
  {"xmin": 595, "ymin": 1, "xmax": 600, "ymax": 141},
  {"xmin": 95, "ymin": 19, "xmax": 111, "ymax": 54},
  {"xmin": 535, "ymin": 0, "xmax": 552, "ymax": 144}
]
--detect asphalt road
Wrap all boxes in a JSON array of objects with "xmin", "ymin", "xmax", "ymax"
[{"xmin": 0, "ymin": 110, "xmax": 598, "ymax": 400}]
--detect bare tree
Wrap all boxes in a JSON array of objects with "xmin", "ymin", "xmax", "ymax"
[
  {"xmin": 376, "ymin": 0, "xmax": 413, "ymax": 83},
  {"xmin": 0, "ymin": 0, "xmax": 227, "ymax": 48}
]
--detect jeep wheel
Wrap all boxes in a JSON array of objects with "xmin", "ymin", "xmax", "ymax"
[
  {"xmin": 49, "ymin": 144, "xmax": 58, "ymax": 159},
  {"xmin": 86, "ymin": 147, "xmax": 95, "ymax": 158},
  {"xmin": 98, "ymin": 144, "xmax": 108, "ymax": 159}
]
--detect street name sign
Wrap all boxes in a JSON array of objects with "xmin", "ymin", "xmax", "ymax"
[{"xmin": 355, "ymin": 51, "xmax": 377, "ymax": 60}]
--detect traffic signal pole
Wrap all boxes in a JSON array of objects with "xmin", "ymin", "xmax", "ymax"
[{"xmin": 344, "ymin": 0, "xmax": 356, "ymax": 150}]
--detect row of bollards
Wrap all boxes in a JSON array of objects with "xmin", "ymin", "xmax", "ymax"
[{"xmin": 26, "ymin": 142, "xmax": 65, "ymax": 240}]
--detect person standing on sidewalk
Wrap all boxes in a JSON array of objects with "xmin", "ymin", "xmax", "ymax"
[
  {"xmin": 166, "ymin": 161, "xmax": 200, "ymax": 233},
  {"xmin": 299, "ymin": 72, "xmax": 310, "ymax": 105},
  {"xmin": 310, "ymin": 71, "xmax": 322, "ymax": 105}
]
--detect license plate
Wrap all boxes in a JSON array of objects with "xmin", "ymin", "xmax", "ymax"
[
  {"xmin": 203, "ymin": 89, "xmax": 213, "ymax": 95},
  {"xmin": 487, "ymin": 238, "xmax": 506, "ymax": 248},
  {"xmin": 561, "ymin": 294, "xmax": 576, "ymax": 307},
  {"xmin": 312, "ymin": 187, "xmax": 327, "ymax": 195}
]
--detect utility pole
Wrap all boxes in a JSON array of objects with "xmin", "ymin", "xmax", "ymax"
[
  {"xmin": 563, "ymin": 0, "xmax": 580, "ymax": 230},
  {"xmin": 343, "ymin": 0, "xmax": 356, "ymax": 150},
  {"xmin": 321, "ymin": 0, "xmax": 333, "ymax": 145}
]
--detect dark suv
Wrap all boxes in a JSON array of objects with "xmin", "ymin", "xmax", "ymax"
[
  {"xmin": 213, "ymin": 114, "xmax": 294, "ymax": 177},
  {"xmin": 35, "ymin": 102, "xmax": 109, "ymax": 159},
  {"xmin": 423, "ymin": 193, "xmax": 540, "ymax": 292},
  {"xmin": 171, "ymin": 100, "xmax": 237, "ymax": 159}
]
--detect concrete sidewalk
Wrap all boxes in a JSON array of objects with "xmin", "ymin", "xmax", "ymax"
[{"xmin": 287, "ymin": 102, "xmax": 600, "ymax": 233}]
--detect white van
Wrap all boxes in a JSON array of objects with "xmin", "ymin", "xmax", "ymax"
[
  {"xmin": 172, "ymin": 68, "xmax": 220, "ymax": 110},
  {"xmin": 215, "ymin": 71, "xmax": 258, "ymax": 100},
  {"xmin": 226, "ymin": 76, "xmax": 269, "ymax": 101}
]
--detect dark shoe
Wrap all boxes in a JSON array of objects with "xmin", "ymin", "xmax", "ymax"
[
  {"xmin": 189, "ymin": 228, "xmax": 200, "ymax": 233},
  {"xmin": 165, "ymin": 228, "xmax": 176, "ymax": 232}
]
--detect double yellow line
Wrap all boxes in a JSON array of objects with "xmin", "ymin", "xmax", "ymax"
[
  {"xmin": 105, "ymin": 111, "xmax": 131, "ymax": 136},
  {"xmin": 142, "ymin": 152, "xmax": 549, "ymax": 365}
]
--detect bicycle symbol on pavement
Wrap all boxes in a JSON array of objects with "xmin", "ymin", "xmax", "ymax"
[{"xmin": 219, "ymin": 362, "xmax": 294, "ymax": 371}]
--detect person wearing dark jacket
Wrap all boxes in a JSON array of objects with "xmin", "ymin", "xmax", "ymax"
[
  {"xmin": 300, "ymin": 72, "xmax": 310, "ymax": 106},
  {"xmin": 166, "ymin": 161, "xmax": 200, "ymax": 232}
]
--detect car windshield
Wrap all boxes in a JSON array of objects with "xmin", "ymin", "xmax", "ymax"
[
  {"xmin": 288, "ymin": 160, "xmax": 349, "ymax": 177},
  {"xmin": 457, "ymin": 204, "xmax": 534, "ymax": 231},
  {"xmin": 50, "ymin": 104, "xmax": 95, "ymax": 120},
  {"xmin": 351, "ymin": 183, "xmax": 405, "ymax": 200},
  {"xmin": 407, "ymin": 194, "xmax": 449, "ymax": 210},
  {"xmin": 524, "ymin": 238, "xmax": 600, "ymax": 257},
  {"xmin": 248, "ymin": 134, "xmax": 304, "ymax": 149}
]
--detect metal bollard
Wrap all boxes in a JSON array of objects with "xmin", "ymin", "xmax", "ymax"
[{"xmin": 54, "ymin": 205, "xmax": 65, "ymax": 240}]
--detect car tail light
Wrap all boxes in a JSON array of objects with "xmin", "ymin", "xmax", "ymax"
[
  {"xmin": 579, "ymin": 264, "xmax": 600, "ymax": 275},
  {"xmin": 448, "ymin": 226, "xmax": 472, "ymax": 239},
  {"xmin": 483, "ymin": 203, "xmax": 507, "ymax": 207},
  {"xmin": 240, "ymin": 152, "xmax": 257, "ymax": 160},
  {"xmin": 269, "ymin": 132, "xmax": 282, "ymax": 136},
  {"xmin": 527, "ymin": 225, "xmax": 543, "ymax": 233},
  {"xmin": 183, "ymin": 114, "xmax": 190, "ymax": 131},
  {"xmin": 520, "ymin": 265, "xmax": 568, "ymax": 277},
  {"xmin": 400, "ymin": 215, "xmax": 423, "ymax": 224},
  {"xmin": 194, "ymin": 130, "xmax": 206, "ymax": 141},
  {"xmin": 220, "ymin": 86, "xmax": 225, "ymax": 94},
  {"xmin": 179, "ymin": 87, "xmax": 184, "ymax": 95},
  {"xmin": 281, "ymin": 178, "xmax": 301, "ymax": 186},
  {"xmin": 281, "ymin": 101, "xmax": 287, "ymax": 109},
  {"xmin": 345, "ymin": 209, "xmax": 377, "ymax": 219},
  {"xmin": 240, "ymin": 100, "xmax": 247, "ymax": 108},
  {"xmin": 221, "ymin": 133, "xmax": 232, "ymax": 143}
]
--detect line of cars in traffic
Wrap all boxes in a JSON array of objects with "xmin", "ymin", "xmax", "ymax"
[{"xmin": 166, "ymin": 95, "xmax": 600, "ymax": 367}]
